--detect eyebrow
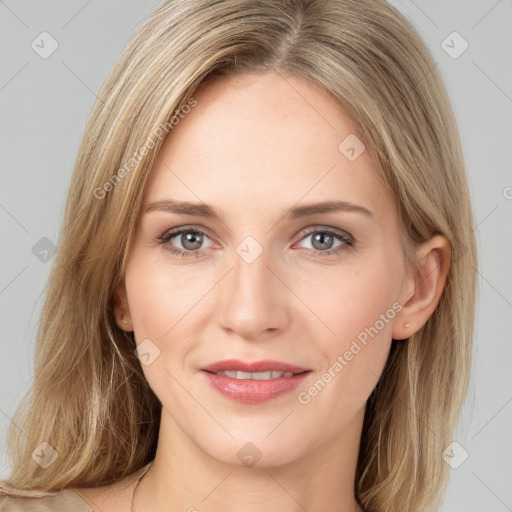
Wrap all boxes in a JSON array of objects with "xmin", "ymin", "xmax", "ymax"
[{"xmin": 144, "ymin": 199, "xmax": 374, "ymax": 220}]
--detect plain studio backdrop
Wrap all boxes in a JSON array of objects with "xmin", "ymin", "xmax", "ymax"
[{"xmin": 0, "ymin": 1, "xmax": 511, "ymax": 510}]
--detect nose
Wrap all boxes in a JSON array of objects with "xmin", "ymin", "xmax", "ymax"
[{"xmin": 216, "ymin": 243, "xmax": 291, "ymax": 341}]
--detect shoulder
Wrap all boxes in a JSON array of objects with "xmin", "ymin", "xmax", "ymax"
[
  {"xmin": 0, "ymin": 462, "xmax": 152, "ymax": 512},
  {"xmin": 0, "ymin": 489, "xmax": 93, "ymax": 511}
]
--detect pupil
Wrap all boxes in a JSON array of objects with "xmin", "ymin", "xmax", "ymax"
[
  {"xmin": 183, "ymin": 232, "xmax": 202, "ymax": 250},
  {"xmin": 313, "ymin": 232, "xmax": 333, "ymax": 250}
]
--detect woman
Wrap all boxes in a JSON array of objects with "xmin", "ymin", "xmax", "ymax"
[{"xmin": 0, "ymin": 0, "xmax": 476, "ymax": 511}]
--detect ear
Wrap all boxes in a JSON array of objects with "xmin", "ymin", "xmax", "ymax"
[
  {"xmin": 113, "ymin": 280, "xmax": 133, "ymax": 332},
  {"xmin": 393, "ymin": 234, "xmax": 451, "ymax": 340}
]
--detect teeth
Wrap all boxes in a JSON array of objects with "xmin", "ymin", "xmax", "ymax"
[{"xmin": 215, "ymin": 370, "xmax": 294, "ymax": 380}]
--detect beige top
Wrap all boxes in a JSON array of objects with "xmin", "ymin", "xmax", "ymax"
[
  {"xmin": 0, "ymin": 462, "xmax": 152, "ymax": 512},
  {"xmin": 0, "ymin": 489, "xmax": 94, "ymax": 511}
]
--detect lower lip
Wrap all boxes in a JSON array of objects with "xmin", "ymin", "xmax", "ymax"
[{"xmin": 201, "ymin": 371, "xmax": 311, "ymax": 404}]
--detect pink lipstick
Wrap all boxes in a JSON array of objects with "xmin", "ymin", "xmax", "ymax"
[{"xmin": 201, "ymin": 359, "xmax": 311, "ymax": 404}]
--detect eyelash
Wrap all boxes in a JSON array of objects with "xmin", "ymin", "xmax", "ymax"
[{"xmin": 156, "ymin": 226, "xmax": 354, "ymax": 259}]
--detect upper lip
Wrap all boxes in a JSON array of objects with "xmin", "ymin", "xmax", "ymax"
[{"xmin": 202, "ymin": 359, "xmax": 310, "ymax": 374}]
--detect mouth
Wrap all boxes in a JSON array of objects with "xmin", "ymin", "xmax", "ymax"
[
  {"xmin": 209, "ymin": 370, "xmax": 298, "ymax": 379},
  {"xmin": 201, "ymin": 359, "xmax": 312, "ymax": 403}
]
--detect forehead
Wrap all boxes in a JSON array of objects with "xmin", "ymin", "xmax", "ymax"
[{"xmin": 144, "ymin": 71, "xmax": 394, "ymax": 225}]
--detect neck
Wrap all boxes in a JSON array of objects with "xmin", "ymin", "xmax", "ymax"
[{"xmin": 135, "ymin": 408, "xmax": 365, "ymax": 512}]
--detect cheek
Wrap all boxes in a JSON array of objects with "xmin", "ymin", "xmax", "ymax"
[
  {"xmin": 123, "ymin": 254, "xmax": 209, "ymax": 400},
  {"xmin": 124, "ymin": 253, "xmax": 210, "ymax": 340},
  {"xmin": 295, "ymin": 252, "xmax": 403, "ymax": 408},
  {"xmin": 296, "ymin": 247, "xmax": 403, "ymax": 341}
]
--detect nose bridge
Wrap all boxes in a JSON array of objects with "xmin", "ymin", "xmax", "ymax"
[{"xmin": 216, "ymin": 237, "xmax": 288, "ymax": 338}]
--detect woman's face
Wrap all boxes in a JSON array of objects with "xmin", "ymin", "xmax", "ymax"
[{"xmin": 118, "ymin": 71, "xmax": 412, "ymax": 467}]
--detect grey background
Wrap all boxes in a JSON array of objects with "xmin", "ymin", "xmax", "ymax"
[{"xmin": 1, "ymin": 1, "xmax": 511, "ymax": 510}]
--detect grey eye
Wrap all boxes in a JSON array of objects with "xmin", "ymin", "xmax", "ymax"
[
  {"xmin": 170, "ymin": 231, "xmax": 213, "ymax": 251},
  {"xmin": 298, "ymin": 231, "xmax": 345, "ymax": 252}
]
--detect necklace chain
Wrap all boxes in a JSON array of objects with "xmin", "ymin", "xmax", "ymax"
[
  {"xmin": 129, "ymin": 461, "xmax": 362, "ymax": 511},
  {"xmin": 130, "ymin": 462, "xmax": 152, "ymax": 512}
]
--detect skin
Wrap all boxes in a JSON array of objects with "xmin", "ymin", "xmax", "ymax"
[{"xmin": 72, "ymin": 71, "xmax": 450, "ymax": 512}]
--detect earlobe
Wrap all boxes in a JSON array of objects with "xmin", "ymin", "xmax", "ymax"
[
  {"xmin": 113, "ymin": 281, "xmax": 133, "ymax": 331},
  {"xmin": 392, "ymin": 234, "xmax": 451, "ymax": 340}
]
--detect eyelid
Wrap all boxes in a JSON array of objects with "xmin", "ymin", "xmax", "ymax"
[
  {"xmin": 158, "ymin": 224, "xmax": 353, "ymax": 244},
  {"xmin": 159, "ymin": 224, "xmax": 216, "ymax": 241},
  {"xmin": 295, "ymin": 225, "xmax": 354, "ymax": 244}
]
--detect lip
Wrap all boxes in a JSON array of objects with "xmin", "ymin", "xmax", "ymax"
[
  {"xmin": 201, "ymin": 359, "xmax": 310, "ymax": 374},
  {"xmin": 201, "ymin": 359, "xmax": 311, "ymax": 404}
]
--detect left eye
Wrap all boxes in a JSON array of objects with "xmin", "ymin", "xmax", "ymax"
[{"xmin": 295, "ymin": 229, "xmax": 353, "ymax": 255}]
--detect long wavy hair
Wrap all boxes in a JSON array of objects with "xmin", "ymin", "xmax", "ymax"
[{"xmin": 0, "ymin": 1, "xmax": 477, "ymax": 510}]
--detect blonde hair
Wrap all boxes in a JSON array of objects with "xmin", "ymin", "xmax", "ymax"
[{"xmin": 1, "ymin": 0, "xmax": 477, "ymax": 510}]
